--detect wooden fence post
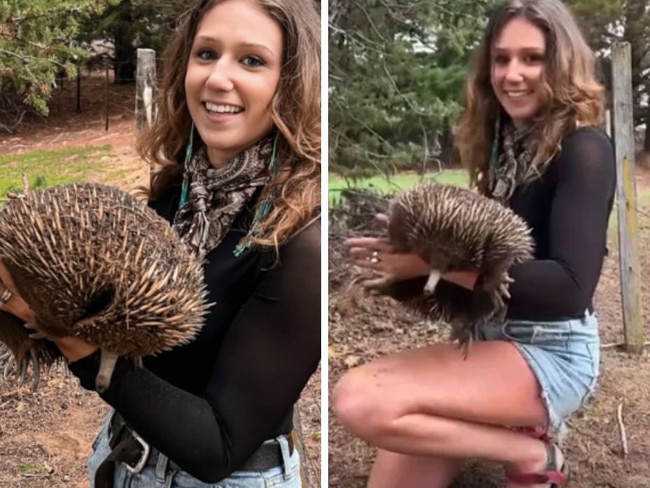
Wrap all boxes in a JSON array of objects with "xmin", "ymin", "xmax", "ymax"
[
  {"xmin": 135, "ymin": 48, "xmax": 156, "ymax": 133},
  {"xmin": 611, "ymin": 42, "xmax": 644, "ymax": 354}
]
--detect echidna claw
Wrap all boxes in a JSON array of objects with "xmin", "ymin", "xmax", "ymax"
[
  {"xmin": 30, "ymin": 348, "xmax": 40, "ymax": 391},
  {"xmin": 497, "ymin": 283, "xmax": 511, "ymax": 300},
  {"xmin": 3, "ymin": 354, "xmax": 13, "ymax": 381},
  {"xmin": 24, "ymin": 323, "xmax": 47, "ymax": 340},
  {"xmin": 17, "ymin": 358, "xmax": 27, "ymax": 385},
  {"xmin": 491, "ymin": 291, "xmax": 505, "ymax": 310}
]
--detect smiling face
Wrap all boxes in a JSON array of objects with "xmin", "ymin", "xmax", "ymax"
[
  {"xmin": 184, "ymin": 0, "xmax": 283, "ymax": 167},
  {"xmin": 490, "ymin": 16, "xmax": 547, "ymax": 129}
]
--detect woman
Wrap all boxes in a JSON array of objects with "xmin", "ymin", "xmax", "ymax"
[
  {"xmin": 0, "ymin": 0, "xmax": 321, "ymax": 486},
  {"xmin": 333, "ymin": 0, "xmax": 615, "ymax": 487}
]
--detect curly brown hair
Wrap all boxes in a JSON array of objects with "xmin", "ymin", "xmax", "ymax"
[
  {"xmin": 137, "ymin": 0, "xmax": 320, "ymax": 250},
  {"xmin": 455, "ymin": 0, "xmax": 605, "ymax": 195}
]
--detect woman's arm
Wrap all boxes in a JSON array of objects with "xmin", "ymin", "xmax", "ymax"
[
  {"xmin": 504, "ymin": 128, "xmax": 616, "ymax": 319},
  {"xmin": 443, "ymin": 271, "xmax": 478, "ymax": 290},
  {"xmin": 68, "ymin": 220, "xmax": 321, "ymax": 483}
]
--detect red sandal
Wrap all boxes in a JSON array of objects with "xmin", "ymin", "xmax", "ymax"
[{"xmin": 505, "ymin": 441, "xmax": 570, "ymax": 487}]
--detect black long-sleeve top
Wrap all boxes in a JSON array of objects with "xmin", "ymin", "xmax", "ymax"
[
  {"xmin": 388, "ymin": 126, "xmax": 616, "ymax": 321},
  {"xmin": 68, "ymin": 184, "xmax": 321, "ymax": 483}
]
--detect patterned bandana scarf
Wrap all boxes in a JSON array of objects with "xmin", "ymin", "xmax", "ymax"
[
  {"xmin": 172, "ymin": 135, "xmax": 274, "ymax": 261},
  {"xmin": 488, "ymin": 120, "xmax": 539, "ymax": 204}
]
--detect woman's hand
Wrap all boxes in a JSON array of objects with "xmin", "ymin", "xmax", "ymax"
[
  {"xmin": 344, "ymin": 236, "xmax": 431, "ymax": 290},
  {"xmin": 0, "ymin": 259, "xmax": 98, "ymax": 362},
  {"xmin": 343, "ymin": 209, "xmax": 480, "ymax": 291},
  {"xmin": 0, "ymin": 259, "xmax": 36, "ymax": 323},
  {"xmin": 345, "ymin": 238, "xmax": 480, "ymax": 291}
]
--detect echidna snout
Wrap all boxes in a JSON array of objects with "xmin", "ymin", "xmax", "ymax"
[
  {"xmin": 96, "ymin": 350, "xmax": 119, "ymax": 393},
  {"xmin": 424, "ymin": 270, "xmax": 442, "ymax": 295}
]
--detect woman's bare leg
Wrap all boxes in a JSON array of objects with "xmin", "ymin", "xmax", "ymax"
[
  {"xmin": 366, "ymin": 411, "xmax": 562, "ymax": 488},
  {"xmin": 332, "ymin": 340, "xmax": 565, "ymax": 487},
  {"xmin": 366, "ymin": 450, "xmax": 464, "ymax": 488}
]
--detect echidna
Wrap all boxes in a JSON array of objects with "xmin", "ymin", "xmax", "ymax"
[
  {"xmin": 0, "ymin": 182, "xmax": 211, "ymax": 392},
  {"xmin": 385, "ymin": 182, "xmax": 534, "ymax": 352}
]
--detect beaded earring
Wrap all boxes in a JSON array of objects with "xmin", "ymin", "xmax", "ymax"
[
  {"xmin": 233, "ymin": 132, "xmax": 280, "ymax": 257},
  {"xmin": 178, "ymin": 121, "xmax": 195, "ymax": 209}
]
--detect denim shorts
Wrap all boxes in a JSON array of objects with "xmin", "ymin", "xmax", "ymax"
[
  {"xmin": 87, "ymin": 414, "xmax": 302, "ymax": 488},
  {"xmin": 473, "ymin": 311, "xmax": 600, "ymax": 434}
]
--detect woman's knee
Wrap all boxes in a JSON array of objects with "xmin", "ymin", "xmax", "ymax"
[{"xmin": 332, "ymin": 367, "xmax": 394, "ymax": 439}]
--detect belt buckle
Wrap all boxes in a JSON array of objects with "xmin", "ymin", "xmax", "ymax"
[{"xmin": 124, "ymin": 430, "xmax": 151, "ymax": 474}]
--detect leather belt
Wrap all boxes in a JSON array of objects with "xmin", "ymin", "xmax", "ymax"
[{"xmin": 94, "ymin": 413, "xmax": 294, "ymax": 487}]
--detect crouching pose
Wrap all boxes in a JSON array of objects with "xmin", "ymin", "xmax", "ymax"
[{"xmin": 333, "ymin": 1, "xmax": 615, "ymax": 487}]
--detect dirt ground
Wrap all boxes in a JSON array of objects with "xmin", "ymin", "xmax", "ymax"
[
  {"xmin": 0, "ymin": 74, "xmax": 321, "ymax": 487},
  {"xmin": 328, "ymin": 182, "xmax": 650, "ymax": 487}
]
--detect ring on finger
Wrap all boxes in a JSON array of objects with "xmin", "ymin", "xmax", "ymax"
[
  {"xmin": 370, "ymin": 250, "xmax": 380, "ymax": 264},
  {"xmin": 0, "ymin": 287, "xmax": 12, "ymax": 306}
]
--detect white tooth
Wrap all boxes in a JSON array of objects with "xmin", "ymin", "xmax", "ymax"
[{"xmin": 205, "ymin": 102, "xmax": 241, "ymax": 114}]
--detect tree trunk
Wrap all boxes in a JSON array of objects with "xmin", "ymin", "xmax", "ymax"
[
  {"xmin": 112, "ymin": 0, "xmax": 135, "ymax": 84},
  {"xmin": 114, "ymin": 44, "xmax": 136, "ymax": 84}
]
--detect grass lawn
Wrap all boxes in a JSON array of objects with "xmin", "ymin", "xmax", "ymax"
[
  {"xmin": 0, "ymin": 145, "xmax": 113, "ymax": 198},
  {"xmin": 329, "ymin": 169, "xmax": 650, "ymax": 242},
  {"xmin": 328, "ymin": 169, "xmax": 468, "ymax": 206}
]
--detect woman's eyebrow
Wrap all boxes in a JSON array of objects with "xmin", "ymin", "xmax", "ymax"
[
  {"xmin": 193, "ymin": 35, "xmax": 275, "ymax": 56},
  {"xmin": 492, "ymin": 46, "xmax": 545, "ymax": 54}
]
